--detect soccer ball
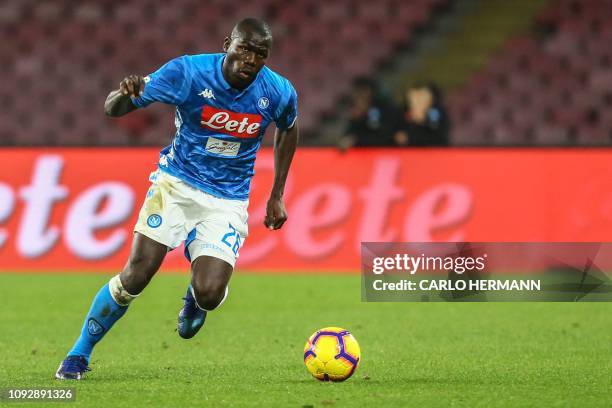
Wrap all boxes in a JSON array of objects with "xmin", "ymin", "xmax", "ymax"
[{"xmin": 303, "ymin": 327, "xmax": 361, "ymax": 382}]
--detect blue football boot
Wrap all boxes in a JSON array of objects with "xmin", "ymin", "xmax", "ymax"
[
  {"xmin": 177, "ymin": 285, "xmax": 207, "ymax": 339},
  {"xmin": 55, "ymin": 355, "xmax": 90, "ymax": 380}
]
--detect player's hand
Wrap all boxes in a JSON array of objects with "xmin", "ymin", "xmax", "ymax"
[
  {"xmin": 119, "ymin": 75, "xmax": 145, "ymax": 98},
  {"xmin": 264, "ymin": 198, "xmax": 287, "ymax": 230}
]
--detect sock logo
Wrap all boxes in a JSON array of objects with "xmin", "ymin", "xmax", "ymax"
[{"xmin": 87, "ymin": 318, "xmax": 105, "ymax": 336}]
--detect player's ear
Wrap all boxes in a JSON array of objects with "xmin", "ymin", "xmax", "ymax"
[{"xmin": 223, "ymin": 37, "xmax": 231, "ymax": 53}]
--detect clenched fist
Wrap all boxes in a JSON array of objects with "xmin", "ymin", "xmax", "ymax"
[
  {"xmin": 264, "ymin": 198, "xmax": 288, "ymax": 230},
  {"xmin": 119, "ymin": 75, "xmax": 146, "ymax": 98}
]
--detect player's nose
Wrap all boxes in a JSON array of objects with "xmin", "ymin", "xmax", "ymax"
[{"xmin": 243, "ymin": 51, "xmax": 256, "ymax": 66}]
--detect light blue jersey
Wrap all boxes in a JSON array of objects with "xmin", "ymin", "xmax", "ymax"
[{"xmin": 132, "ymin": 53, "xmax": 298, "ymax": 200}]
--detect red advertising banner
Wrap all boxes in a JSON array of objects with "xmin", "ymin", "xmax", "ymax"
[{"xmin": 0, "ymin": 148, "xmax": 611, "ymax": 272}]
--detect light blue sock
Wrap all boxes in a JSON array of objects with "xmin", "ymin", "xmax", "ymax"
[{"xmin": 67, "ymin": 277, "xmax": 133, "ymax": 362}]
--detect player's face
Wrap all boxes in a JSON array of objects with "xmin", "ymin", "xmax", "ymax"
[{"xmin": 223, "ymin": 33, "xmax": 271, "ymax": 88}]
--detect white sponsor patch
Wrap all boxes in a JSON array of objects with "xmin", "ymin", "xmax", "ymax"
[{"xmin": 205, "ymin": 137, "xmax": 240, "ymax": 157}]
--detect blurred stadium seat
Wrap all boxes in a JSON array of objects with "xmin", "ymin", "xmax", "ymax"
[
  {"xmin": 1, "ymin": 0, "xmax": 443, "ymax": 146},
  {"xmin": 4, "ymin": 0, "xmax": 608, "ymax": 147},
  {"xmin": 448, "ymin": 0, "xmax": 612, "ymax": 146}
]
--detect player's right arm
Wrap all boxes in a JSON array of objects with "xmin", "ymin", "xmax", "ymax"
[
  {"xmin": 105, "ymin": 56, "xmax": 190, "ymax": 117},
  {"xmin": 104, "ymin": 75, "xmax": 145, "ymax": 117}
]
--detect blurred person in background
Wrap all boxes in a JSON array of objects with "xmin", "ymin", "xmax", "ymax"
[
  {"xmin": 394, "ymin": 82, "xmax": 450, "ymax": 147},
  {"xmin": 338, "ymin": 77, "xmax": 401, "ymax": 149}
]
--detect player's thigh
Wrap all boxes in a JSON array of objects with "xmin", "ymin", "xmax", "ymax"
[
  {"xmin": 186, "ymin": 193, "xmax": 248, "ymax": 296},
  {"xmin": 187, "ymin": 216, "xmax": 245, "ymax": 290},
  {"xmin": 185, "ymin": 188, "xmax": 248, "ymax": 263},
  {"xmin": 126, "ymin": 168, "xmax": 195, "ymax": 292},
  {"xmin": 187, "ymin": 215, "xmax": 246, "ymax": 299},
  {"xmin": 186, "ymin": 215, "xmax": 248, "ymax": 271}
]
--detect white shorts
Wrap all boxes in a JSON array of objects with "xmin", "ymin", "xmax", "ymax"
[{"xmin": 134, "ymin": 170, "xmax": 249, "ymax": 267}]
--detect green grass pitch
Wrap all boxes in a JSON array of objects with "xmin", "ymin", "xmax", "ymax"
[{"xmin": 0, "ymin": 272, "xmax": 610, "ymax": 407}]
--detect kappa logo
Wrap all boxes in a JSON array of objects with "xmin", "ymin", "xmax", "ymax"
[
  {"xmin": 87, "ymin": 318, "xmax": 104, "ymax": 336},
  {"xmin": 198, "ymin": 89, "xmax": 215, "ymax": 99},
  {"xmin": 200, "ymin": 105, "xmax": 262, "ymax": 138}
]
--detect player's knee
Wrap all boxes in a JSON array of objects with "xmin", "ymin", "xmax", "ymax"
[{"xmin": 192, "ymin": 280, "xmax": 227, "ymax": 311}]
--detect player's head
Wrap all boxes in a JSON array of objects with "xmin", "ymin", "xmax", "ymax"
[{"xmin": 222, "ymin": 18, "xmax": 273, "ymax": 89}]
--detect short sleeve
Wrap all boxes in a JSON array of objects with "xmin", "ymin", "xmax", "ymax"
[
  {"xmin": 274, "ymin": 82, "xmax": 298, "ymax": 130},
  {"xmin": 131, "ymin": 56, "xmax": 192, "ymax": 108}
]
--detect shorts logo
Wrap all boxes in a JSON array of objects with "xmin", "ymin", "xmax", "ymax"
[
  {"xmin": 147, "ymin": 214, "xmax": 162, "ymax": 228},
  {"xmin": 258, "ymin": 97, "xmax": 269, "ymax": 109},
  {"xmin": 200, "ymin": 105, "xmax": 262, "ymax": 138},
  {"xmin": 87, "ymin": 318, "xmax": 104, "ymax": 336}
]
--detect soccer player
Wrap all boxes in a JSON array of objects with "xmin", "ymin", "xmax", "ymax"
[{"xmin": 55, "ymin": 18, "xmax": 298, "ymax": 380}]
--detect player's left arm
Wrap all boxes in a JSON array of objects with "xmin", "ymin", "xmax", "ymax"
[{"xmin": 264, "ymin": 122, "xmax": 299, "ymax": 230}]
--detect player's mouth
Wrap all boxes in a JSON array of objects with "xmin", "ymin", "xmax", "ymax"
[{"xmin": 238, "ymin": 69, "xmax": 254, "ymax": 80}]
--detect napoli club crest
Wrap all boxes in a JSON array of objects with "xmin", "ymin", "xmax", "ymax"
[
  {"xmin": 147, "ymin": 214, "xmax": 162, "ymax": 228},
  {"xmin": 87, "ymin": 318, "xmax": 104, "ymax": 336},
  {"xmin": 258, "ymin": 97, "xmax": 269, "ymax": 109}
]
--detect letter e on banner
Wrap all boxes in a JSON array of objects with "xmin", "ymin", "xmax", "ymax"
[
  {"xmin": 18, "ymin": 155, "xmax": 68, "ymax": 258},
  {"xmin": 405, "ymin": 183, "xmax": 472, "ymax": 241},
  {"xmin": 65, "ymin": 182, "xmax": 134, "ymax": 259},
  {"xmin": 286, "ymin": 184, "xmax": 350, "ymax": 258},
  {"xmin": 0, "ymin": 183, "xmax": 15, "ymax": 248}
]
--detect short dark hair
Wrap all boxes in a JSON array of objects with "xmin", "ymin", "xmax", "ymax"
[{"xmin": 230, "ymin": 18, "xmax": 273, "ymax": 42}]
